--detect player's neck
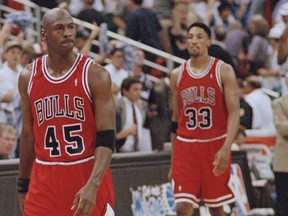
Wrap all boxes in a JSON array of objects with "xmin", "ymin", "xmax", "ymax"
[
  {"xmin": 46, "ymin": 52, "xmax": 77, "ymax": 77},
  {"xmin": 190, "ymin": 55, "xmax": 211, "ymax": 73}
]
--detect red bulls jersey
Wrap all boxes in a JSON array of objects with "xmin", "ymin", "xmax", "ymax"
[
  {"xmin": 28, "ymin": 54, "xmax": 96, "ymax": 162},
  {"xmin": 176, "ymin": 57, "xmax": 228, "ymax": 140}
]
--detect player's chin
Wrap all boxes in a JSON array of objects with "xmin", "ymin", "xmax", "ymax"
[{"xmin": 60, "ymin": 45, "xmax": 74, "ymax": 53}]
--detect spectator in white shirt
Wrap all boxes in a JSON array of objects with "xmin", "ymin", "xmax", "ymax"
[
  {"xmin": 0, "ymin": 41, "xmax": 22, "ymax": 125},
  {"xmin": 243, "ymin": 75, "xmax": 276, "ymax": 136},
  {"xmin": 104, "ymin": 48, "xmax": 129, "ymax": 88}
]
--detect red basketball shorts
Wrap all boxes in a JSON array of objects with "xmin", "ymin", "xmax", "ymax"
[
  {"xmin": 24, "ymin": 157, "xmax": 114, "ymax": 216},
  {"xmin": 171, "ymin": 137, "xmax": 235, "ymax": 208}
]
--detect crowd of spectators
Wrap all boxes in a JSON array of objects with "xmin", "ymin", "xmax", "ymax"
[
  {"xmin": 1, "ymin": 0, "xmax": 288, "ymax": 158},
  {"xmin": 1, "ymin": 0, "xmax": 288, "ymax": 214}
]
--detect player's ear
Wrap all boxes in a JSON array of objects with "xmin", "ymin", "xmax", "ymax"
[
  {"xmin": 207, "ymin": 38, "xmax": 211, "ymax": 47},
  {"xmin": 40, "ymin": 28, "xmax": 46, "ymax": 41},
  {"xmin": 41, "ymin": 29, "xmax": 46, "ymax": 36}
]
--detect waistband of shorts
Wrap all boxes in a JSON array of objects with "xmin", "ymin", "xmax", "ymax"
[
  {"xmin": 176, "ymin": 134, "xmax": 227, "ymax": 143},
  {"xmin": 35, "ymin": 155, "xmax": 94, "ymax": 166}
]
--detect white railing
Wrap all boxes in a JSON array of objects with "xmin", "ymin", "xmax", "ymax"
[{"xmin": 2, "ymin": 0, "xmax": 185, "ymax": 75}]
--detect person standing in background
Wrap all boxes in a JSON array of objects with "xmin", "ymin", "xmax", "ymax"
[{"xmin": 271, "ymin": 73, "xmax": 288, "ymax": 216}]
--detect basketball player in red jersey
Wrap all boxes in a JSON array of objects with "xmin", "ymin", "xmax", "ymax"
[
  {"xmin": 169, "ymin": 22, "xmax": 239, "ymax": 216},
  {"xmin": 17, "ymin": 8, "xmax": 115, "ymax": 216}
]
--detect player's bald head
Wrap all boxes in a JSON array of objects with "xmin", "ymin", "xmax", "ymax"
[{"xmin": 42, "ymin": 8, "xmax": 73, "ymax": 29}]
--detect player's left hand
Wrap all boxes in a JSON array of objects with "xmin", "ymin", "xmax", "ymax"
[
  {"xmin": 213, "ymin": 146, "xmax": 230, "ymax": 176},
  {"xmin": 71, "ymin": 183, "xmax": 97, "ymax": 216}
]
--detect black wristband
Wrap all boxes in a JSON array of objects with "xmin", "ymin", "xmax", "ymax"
[
  {"xmin": 17, "ymin": 178, "xmax": 30, "ymax": 193},
  {"xmin": 171, "ymin": 121, "xmax": 178, "ymax": 133},
  {"xmin": 96, "ymin": 130, "xmax": 115, "ymax": 151}
]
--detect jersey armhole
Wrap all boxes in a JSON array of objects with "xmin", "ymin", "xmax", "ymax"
[
  {"xmin": 176, "ymin": 62, "xmax": 186, "ymax": 87},
  {"xmin": 216, "ymin": 60, "xmax": 223, "ymax": 92},
  {"xmin": 82, "ymin": 58, "xmax": 93, "ymax": 102},
  {"xmin": 27, "ymin": 58, "xmax": 38, "ymax": 96}
]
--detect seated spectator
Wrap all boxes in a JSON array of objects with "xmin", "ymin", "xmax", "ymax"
[
  {"xmin": 209, "ymin": 25, "xmax": 243, "ymax": 79},
  {"xmin": 257, "ymin": 26, "xmax": 282, "ymax": 92},
  {"xmin": 168, "ymin": 1, "xmax": 190, "ymax": 61},
  {"xmin": 76, "ymin": 0, "xmax": 105, "ymax": 26},
  {"xmin": 130, "ymin": 49, "xmax": 158, "ymax": 121},
  {"xmin": 189, "ymin": 0, "xmax": 214, "ymax": 25},
  {"xmin": 115, "ymin": 77, "xmax": 152, "ymax": 152},
  {"xmin": 212, "ymin": 1, "xmax": 235, "ymax": 30},
  {"xmin": 237, "ymin": 79, "xmax": 253, "ymax": 129},
  {"xmin": 74, "ymin": 23, "xmax": 100, "ymax": 56},
  {"xmin": 20, "ymin": 42, "xmax": 39, "ymax": 68},
  {"xmin": 0, "ymin": 124, "xmax": 16, "ymax": 159},
  {"xmin": 243, "ymin": 75, "xmax": 276, "ymax": 135},
  {"xmin": 104, "ymin": 48, "xmax": 129, "ymax": 89},
  {"xmin": 242, "ymin": 15, "xmax": 270, "ymax": 75},
  {"xmin": 75, "ymin": 29, "xmax": 90, "ymax": 53},
  {"xmin": 225, "ymin": 20, "xmax": 249, "ymax": 67},
  {"xmin": 112, "ymin": 0, "xmax": 130, "ymax": 35},
  {"xmin": 0, "ymin": 41, "xmax": 22, "ymax": 125},
  {"xmin": 125, "ymin": 0, "xmax": 162, "ymax": 67},
  {"xmin": 69, "ymin": 0, "xmax": 105, "ymax": 16}
]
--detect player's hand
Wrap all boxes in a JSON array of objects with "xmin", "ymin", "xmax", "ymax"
[
  {"xmin": 71, "ymin": 183, "xmax": 97, "ymax": 216},
  {"xmin": 18, "ymin": 192, "xmax": 27, "ymax": 213},
  {"xmin": 213, "ymin": 146, "xmax": 230, "ymax": 176}
]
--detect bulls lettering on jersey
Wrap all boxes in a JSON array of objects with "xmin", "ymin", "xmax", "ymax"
[
  {"xmin": 177, "ymin": 57, "xmax": 228, "ymax": 140},
  {"xmin": 34, "ymin": 94, "xmax": 85, "ymax": 126}
]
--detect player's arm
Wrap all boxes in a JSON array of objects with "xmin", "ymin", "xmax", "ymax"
[
  {"xmin": 17, "ymin": 64, "xmax": 35, "ymax": 213},
  {"xmin": 213, "ymin": 63, "xmax": 239, "ymax": 176},
  {"xmin": 168, "ymin": 67, "xmax": 180, "ymax": 181},
  {"xmin": 278, "ymin": 24, "xmax": 288, "ymax": 65},
  {"xmin": 72, "ymin": 63, "xmax": 115, "ymax": 216},
  {"xmin": 272, "ymin": 99, "xmax": 288, "ymax": 138}
]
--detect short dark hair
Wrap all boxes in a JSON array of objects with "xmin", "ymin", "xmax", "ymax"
[
  {"xmin": 218, "ymin": 2, "xmax": 231, "ymax": 14},
  {"xmin": 120, "ymin": 77, "xmax": 141, "ymax": 96},
  {"xmin": 214, "ymin": 26, "xmax": 226, "ymax": 41},
  {"xmin": 131, "ymin": 0, "xmax": 143, "ymax": 5},
  {"xmin": 110, "ymin": 48, "xmax": 123, "ymax": 56},
  {"xmin": 187, "ymin": 22, "xmax": 211, "ymax": 39}
]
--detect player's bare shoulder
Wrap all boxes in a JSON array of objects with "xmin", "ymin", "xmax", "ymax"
[
  {"xmin": 87, "ymin": 61, "xmax": 112, "ymax": 97},
  {"xmin": 219, "ymin": 61, "xmax": 236, "ymax": 83},
  {"xmin": 170, "ymin": 66, "xmax": 181, "ymax": 92},
  {"xmin": 18, "ymin": 63, "xmax": 34, "ymax": 93},
  {"xmin": 88, "ymin": 61, "xmax": 110, "ymax": 82}
]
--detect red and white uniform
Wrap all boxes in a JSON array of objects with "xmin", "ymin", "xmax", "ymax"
[
  {"xmin": 172, "ymin": 57, "xmax": 235, "ymax": 207},
  {"xmin": 24, "ymin": 54, "xmax": 114, "ymax": 216}
]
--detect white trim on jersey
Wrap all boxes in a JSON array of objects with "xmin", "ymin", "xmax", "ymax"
[
  {"xmin": 177, "ymin": 133, "xmax": 227, "ymax": 143},
  {"xmin": 186, "ymin": 57, "xmax": 215, "ymax": 79},
  {"xmin": 104, "ymin": 203, "xmax": 115, "ymax": 216},
  {"xmin": 42, "ymin": 53, "xmax": 82, "ymax": 84},
  {"xmin": 205, "ymin": 197, "xmax": 236, "ymax": 208},
  {"xmin": 35, "ymin": 155, "xmax": 94, "ymax": 165},
  {"xmin": 203, "ymin": 194, "xmax": 233, "ymax": 202},
  {"xmin": 174, "ymin": 193, "xmax": 200, "ymax": 202},
  {"xmin": 174, "ymin": 198, "xmax": 199, "ymax": 208},
  {"xmin": 82, "ymin": 58, "xmax": 93, "ymax": 102},
  {"xmin": 27, "ymin": 58, "xmax": 38, "ymax": 96},
  {"xmin": 215, "ymin": 60, "xmax": 223, "ymax": 92}
]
